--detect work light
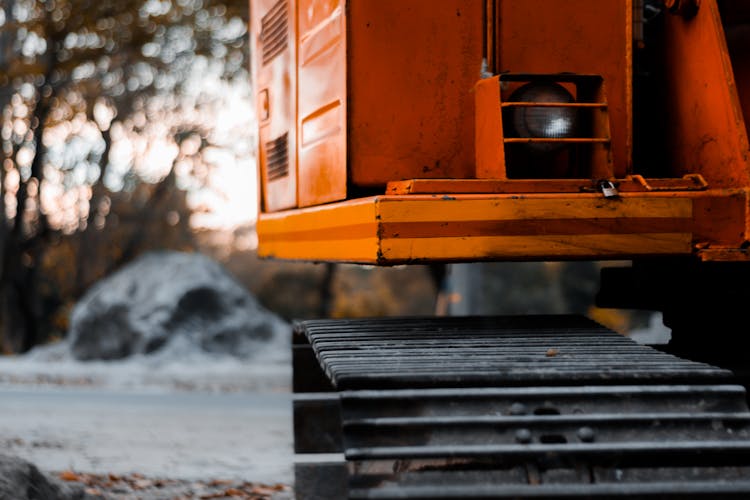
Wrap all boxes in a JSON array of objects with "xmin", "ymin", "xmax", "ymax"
[{"xmin": 507, "ymin": 82, "xmax": 579, "ymax": 153}]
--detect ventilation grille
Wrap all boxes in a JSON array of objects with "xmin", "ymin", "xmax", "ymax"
[
  {"xmin": 261, "ymin": 0, "xmax": 288, "ymax": 65},
  {"xmin": 265, "ymin": 133, "xmax": 289, "ymax": 181}
]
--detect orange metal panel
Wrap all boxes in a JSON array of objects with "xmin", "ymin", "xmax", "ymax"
[
  {"xmin": 252, "ymin": 0, "xmax": 297, "ymax": 212},
  {"xmin": 722, "ymin": 1, "xmax": 750, "ymax": 145},
  {"xmin": 661, "ymin": 0, "xmax": 750, "ymax": 187},
  {"xmin": 692, "ymin": 190, "xmax": 749, "ymax": 250},
  {"xmin": 475, "ymin": 77, "xmax": 506, "ymax": 179},
  {"xmin": 296, "ymin": 0, "xmax": 347, "ymax": 207},
  {"xmin": 256, "ymin": 192, "xmax": 742, "ymax": 264},
  {"xmin": 347, "ymin": 0, "xmax": 483, "ymax": 186},
  {"xmin": 495, "ymin": 0, "xmax": 632, "ymax": 177}
]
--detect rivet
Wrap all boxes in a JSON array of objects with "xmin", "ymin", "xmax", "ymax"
[
  {"xmin": 509, "ymin": 402, "xmax": 527, "ymax": 415},
  {"xmin": 577, "ymin": 426, "xmax": 595, "ymax": 442},
  {"xmin": 515, "ymin": 428, "xmax": 532, "ymax": 444}
]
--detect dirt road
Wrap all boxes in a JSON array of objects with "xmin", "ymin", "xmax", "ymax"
[{"xmin": 0, "ymin": 387, "xmax": 293, "ymax": 486}]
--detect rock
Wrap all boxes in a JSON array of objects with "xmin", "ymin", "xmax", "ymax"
[
  {"xmin": 68, "ymin": 251, "xmax": 287, "ymax": 361},
  {"xmin": 0, "ymin": 455, "xmax": 89, "ymax": 500}
]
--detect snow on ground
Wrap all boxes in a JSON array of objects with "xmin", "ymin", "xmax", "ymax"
[
  {"xmin": 0, "ymin": 332, "xmax": 290, "ymax": 394},
  {"xmin": 0, "ymin": 337, "xmax": 294, "ymax": 487},
  {"xmin": 0, "ymin": 387, "xmax": 292, "ymax": 485}
]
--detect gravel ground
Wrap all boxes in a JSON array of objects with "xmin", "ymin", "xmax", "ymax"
[
  {"xmin": 55, "ymin": 471, "xmax": 293, "ymax": 499},
  {"xmin": 0, "ymin": 388, "xmax": 293, "ymax": 485},
  {"xmin": 0, "ymin": 350, "xmax": 295, "ymax": 499}
]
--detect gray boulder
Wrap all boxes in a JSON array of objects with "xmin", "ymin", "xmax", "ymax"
[
  {"xmin": 0, "ymin": 455, "xmax": 89, "ymax": 500},
  {"xmin": 68, "ymin": 251, "xmax": 287, "ymax": 360}
]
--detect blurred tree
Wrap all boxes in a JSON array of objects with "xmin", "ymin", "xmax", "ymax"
[{"xmin": 0, "ymin": 0, "xmax": 252, "ymax": 352}]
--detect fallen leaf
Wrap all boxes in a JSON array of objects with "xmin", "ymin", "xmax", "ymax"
[
  {"xmin": 59, "ymin": 471, "xmax": 81, "ymax": 482},
  {"xmin": 132, "ymin": 478, "xmax": 153, "ymax": 489},
  {"xmin": 209, "ymin": 479, "xmax": 233, "ymax": 487},
  {"xmin": 545, "ymin": 348, "xmax": 558, "ymax": 357}
]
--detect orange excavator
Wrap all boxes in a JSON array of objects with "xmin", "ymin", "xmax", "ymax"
[{"xmin": 251, "ymin": 1, "xmax": 750, "ymax": 498}]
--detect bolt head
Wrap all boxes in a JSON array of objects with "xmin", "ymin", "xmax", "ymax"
[
  {"xmin": 577, "ymin": 426, "xmax": 596, "ymax": 443},
  {"xmin": 515, "ymin": 428, "xmax": 532, "ymax": 444},
  {"xmin": 509, "ymin": 402, "xmax": 527, "ymax": 416}
]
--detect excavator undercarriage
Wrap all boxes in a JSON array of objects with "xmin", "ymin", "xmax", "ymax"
[{"xmin": 292, "ymin": 315, "xmax": 750, "ymax": 499}]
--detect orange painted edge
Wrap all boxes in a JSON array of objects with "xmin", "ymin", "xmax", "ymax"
[
  {"xmin": 475, "ymin": 76, "xmax": 506, "ymax": 179},
  {"xmin": 256, "ymin": 190, "xmax": 750, "ymax": 263},
  {"xmin": 256, "ymin": 197, "xmax": 380, "ymax": 262},
  {"xmin": 255, "ymin": 192, "xmax": 738, "ymax": 263}
]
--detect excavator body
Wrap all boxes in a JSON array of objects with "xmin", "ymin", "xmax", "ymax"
[{"xmin": 250, "ymin": 1, "xmax": 750, "ymax": 498}]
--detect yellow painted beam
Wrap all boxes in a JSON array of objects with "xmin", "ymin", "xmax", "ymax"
[
  {"xmin": 376, "ymin": 195, "xmax": 693, "ymax": 222},
  {"xmin": 257, "ymin": 193, "xmax": 699, "ymax": 264},
  {"xmin": 380, "ymin": 234, "xmax": 692, "ymax": 262}
]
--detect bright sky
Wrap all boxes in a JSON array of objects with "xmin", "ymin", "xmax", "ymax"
[
  {"xmin": 37, "ymin": 66, "xmax": 259, "ymax": 233},
  {"xmin": 188, "ymin": 83, "xmax": 259, "ymax": 230}
]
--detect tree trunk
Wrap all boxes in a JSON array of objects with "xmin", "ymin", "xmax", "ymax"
[
  {"xmin": 0, "ymin": 88, "xmax": 53, "ymax": 352},
  {"xmin": 0, "ymin": 241, "xmax": 35, "ymax": 353},
  {"xmin": 105, "ymin": 167, "xmax": 177, "ymax": 275},
  {"xmin": 0, "ymin": 0, "xmax": 15, "ymax": 284},
  {"xmin": 74, "ymin": 127, "xmax": 113, "ymax": 298}
]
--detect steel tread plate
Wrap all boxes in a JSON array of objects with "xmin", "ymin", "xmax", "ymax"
[
  {"xmin": 296, "ymin": 315, "xmax": 729, "ymax": 389},
  {"xmin": 345, "ymin": 440, "xmax": 750, "ymax": 460},
  {"xmin": 349, "ymin": 481, "xmax": 750, "ymax": 499},
  {"xmin": 292, "ymin": 316, "xmax": 750, "ymax": 498}
]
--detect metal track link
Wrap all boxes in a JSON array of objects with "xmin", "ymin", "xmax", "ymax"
[{"xmin": 292, "ymin": 315, "xmax": 750, "ymax": 499}]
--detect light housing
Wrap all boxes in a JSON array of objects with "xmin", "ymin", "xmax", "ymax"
[{"xmin": 507, "ymin": 82, "xmax": 580, "ymax": 154}]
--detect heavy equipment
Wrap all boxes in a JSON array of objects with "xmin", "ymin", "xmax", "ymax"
[{"xmin": 250, "ymin": 0, "xmax": 750, "ymax": 497}]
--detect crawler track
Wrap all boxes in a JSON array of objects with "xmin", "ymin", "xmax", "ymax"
[{"xmin": 292, "ymin": 316, "xmax": 750, "ymax": 499}]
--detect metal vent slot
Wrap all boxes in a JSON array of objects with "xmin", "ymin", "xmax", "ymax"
[
  {"xmin": 265, "ymin": 133, "xmax": 289, "ymax": 181},
  {"xmin": 261, "ymin": 0, "xmax": 288, "ymax": 65}
]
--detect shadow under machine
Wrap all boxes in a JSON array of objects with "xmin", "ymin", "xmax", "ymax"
[{"xmin": 251, "ymin": 0, "xmax": 750, "ymax": 497}]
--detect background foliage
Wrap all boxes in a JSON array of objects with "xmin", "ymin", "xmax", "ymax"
[
  {"xmin": 0, "ymin": 1, "xmax": 642, "ymax": 355},
  {"xmin": 0, "ymin": 0, "xmax": 252, "ymax": 352}
]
